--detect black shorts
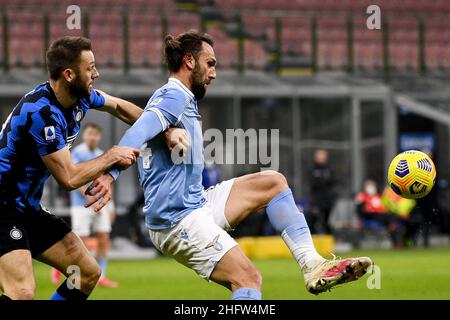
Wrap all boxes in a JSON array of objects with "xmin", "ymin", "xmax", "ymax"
[{"xmin": 0, "ymin": 202, "xmax": 71, "ymax": 258}]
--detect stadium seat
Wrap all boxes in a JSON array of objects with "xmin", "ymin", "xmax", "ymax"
[
  {"xmin": 129, "ymin": 13, "xmax": 163, "ymax": 67},
  {"xmin": 206, "ymin": 27, "xmax": 229, "ymax": 42},
  {"xmin": 244, "ymin": 40, "xmax": 269, "ymax": 69},
  {"xmin": 213, "ymin": 39, "xmax": 238, "ymax": 69},
  {"xmin": 49, "ymin": 12, "xmax": 84, "ymax": 43},
  {"xmin": 89, "ymin": 13, "xmax": 123, "ymax": 67},
  {"xmin": 167, "ymin": 14, "xmax": 201, "ymax": 36},
  {"xmin": 354, "ymin": 42, "xmax": 383, "ymax": 71},
  {"xmin": 277, "ymin": 16, "xmax": 312, "ymax": 57},
  {"xmin": 318, "ymin": 42, "xmax": 347, "ymax": 70},
  {"xmin": 1, "ymin": 0, "xmax": 448, "ymax": 72},
  {"xmin": 242, "ymin": 15, "xmax": 275, "ymax": 40},
  {"xmin": 0, "ymin": 16, "xmax": 3, "ymax": 65},
  {"xmin": 8, "ymin": 10, "xmax": 45, "ymax": 67},
  {"xmin": 317, "ymin": 16, "xmax": 347, "ymax": 38}
]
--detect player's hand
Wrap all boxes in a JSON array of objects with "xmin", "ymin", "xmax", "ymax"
[
  {"xmin": 164, "ymin": 128, "xmax": 189, "ymax": 156},
  {"xmin": 107, "ymin": 146, "xmax": 140, "ymax": 169},
  {"xmin": 84, "ymin": 173, "xmax": 114, "ymax": 213}
]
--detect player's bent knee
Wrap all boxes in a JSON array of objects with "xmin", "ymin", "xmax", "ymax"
[
  {"xmin": 230, "ymin": 262, "xmax": 262, "ymax": 290},
  {"xmin": 87, "ymin": 263, "xmax": 101, "ymax": 285},
  {"xmin": 261, "ymin": 171, "xmax": 288, "ymax": 198},
  {"xmin": 80, "ymin": 258, "xmax": 101, "ymax": 289}
]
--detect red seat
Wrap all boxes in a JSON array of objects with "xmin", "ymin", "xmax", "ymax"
[
  {"xmin": 49, "ymin": 12, "xmax": 84, "ymax": 43},
  {"xmin": 9, "ymin": 38, "xmax": 44, "ymax": 67},
  {"xmin": 129, "ymin": 38, "xmax": 162, "ymax": 67},
  {"xmin": 0, "ymin": 15, "xmax": 3, "ymax": 63},
  {"xmin": 244, "ymin": 40, "xmax": 269, "ymax": 69},
  {"xmin": 318, "ymin": 42, "xmax": 347, "ymax": 70},
  {"xmin": 167, "ymin": 14, "xmax": 201, "ymax": 36},
  {"xmin": 242, "ymin": 15, "xmax": 275, "ymax": 39},
  {"xmin": 279, "ymin": 16, "xmax": 312, "ymax": 57},
  {"xmin": 214, "ymin": 39, "xmax": 238, "ymax": 69},
  {"xmin": 89, "ymin": 13, "xmax": 123, "ymax": 67},
  {"xmin": 8, "ymin": 10, "xmax": 45, "ymax": 67},
  {"xmin": 129, "ymin": 13, "xmax": 162, "ymax": 67},
  {"xmin": 206, "ymin": 27, "xmax": 229, "ymax": 41},
  {"xmin": 389, "ymin": 43, "xmax": 419, "ymax": 71},
  {"xmin": 354, "ymin": 42, "xmax": 383, "ymax": 70}
]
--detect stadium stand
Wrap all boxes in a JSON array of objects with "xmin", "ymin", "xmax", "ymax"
[
  {"xmin": 8, "ymin": 10, "xmax": 45, "ymax": 67},
  {"xmin": 129, "ymin": 13, "xmax": 163, "ymax": 67},
  {"xmin": 0, "ymin": 12, "xmax": 3, "ymax": 66},
  {"xmin": 49, "ymin": 12, "xmax": 84, "ymax": 41},
  {"xmin": 89, "ymin": 12, "xmax": 124, "ymax": 67},
  {"xmin": 0, "ymin": 0, "xmax": 449, "ymax": 72}
]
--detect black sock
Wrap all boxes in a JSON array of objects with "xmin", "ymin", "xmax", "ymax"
[
  {"xmin": 0, "ymin": 294, "xmax": 12, "ymax": 300},
  {"xmin": 53, "ymin": 280, "xmax": 89, "ymax": 300}
]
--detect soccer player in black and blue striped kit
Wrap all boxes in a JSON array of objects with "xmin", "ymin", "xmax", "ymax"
[{"xmin": 0, "ymin": 36, "xmax": 186, "ymax": 300}]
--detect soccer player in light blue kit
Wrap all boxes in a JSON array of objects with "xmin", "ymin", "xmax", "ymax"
[{"xmin": 87, "ymin": 31, "xmax": 373, "ymax": 298}]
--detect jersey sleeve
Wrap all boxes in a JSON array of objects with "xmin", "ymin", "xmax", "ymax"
[
  {"xmin": 145, "ymin": 89, "xmax": 187, "ymax": 130},
  {"xmin": 107, "ymin": 110, "xmax": 164, "ymax": 181},
  {"xmin": 29, "ymin": 107, "xmax": 66, "ymax": 156},
  {"xmin": 88, "ymin": 88, "xmax": 106, "ymax": 109}
]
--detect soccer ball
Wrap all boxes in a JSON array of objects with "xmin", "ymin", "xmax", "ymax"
[{"xmin": 387, "ymin": 150, "xmax": 436, "ymax": 199}]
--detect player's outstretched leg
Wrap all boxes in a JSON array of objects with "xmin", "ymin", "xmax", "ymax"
[
  {"xmin": 36, "ymin": 232, "xmax": 101, "ymax": 300},
  {"xmin": 224, "ymin": 171, "xmax": 372, "ymax": 295}
]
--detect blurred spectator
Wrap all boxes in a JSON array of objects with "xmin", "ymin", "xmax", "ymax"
[
  {"xmin": 437, "ymin": 178, "xmax": 450, "ymax": 234},
  {"xmin": 355, "ymin": 180, "xmax": 400, "ymax": 246},
  {"xmin": 309, "ymin": 149, "xmax": 337, "ymax": 234},
  {"xmin": 202, "ymin": 159, "xmax": 222, "ymax": 189},
  {"xmin": 355, "ymin": 179, "xmax": 401, "ymax": 247},
  {"xmin": 415, "ymin": 151, "xmax": 438, "ymax": 247},
  {"xmin": 381, "ymin": 186, "xmax": 417, "ymax": 248}
]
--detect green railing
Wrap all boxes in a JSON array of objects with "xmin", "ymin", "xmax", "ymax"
[{"xmin": 0, "ymin": 10, "xmax": 439, "ymax": 78}]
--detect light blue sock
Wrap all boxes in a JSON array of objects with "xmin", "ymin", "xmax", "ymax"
[
  {"xmin": 266, "ymin": 188, "xmax": 324, "ymax": 272},
  {"xmin": 232, "ymin": 288, "xmax": 262, "ymax": 300},
  {"xmin": 50, "ymin": 291, "xmax": 65, "ymax": 300},
  {"xmin": 97, "ymin": 257, "xmax": 107, "ymax": 278}
]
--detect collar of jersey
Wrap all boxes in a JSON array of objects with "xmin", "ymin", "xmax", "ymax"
[
  {"xmin": 168, "ymin": 77, "xmax": 195, "ymax": 99},
  {"xmin": 45, "ymin": 81, "xmax": 77, "ymax": 112}
]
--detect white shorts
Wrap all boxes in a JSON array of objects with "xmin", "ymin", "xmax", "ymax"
[
  {"xmin": 70, "ymin": 203, "xmax": 113, "ymax": 237},
  {"xmin": 149, "ymin": 178, "xmax": 238, "ymax": 281}
]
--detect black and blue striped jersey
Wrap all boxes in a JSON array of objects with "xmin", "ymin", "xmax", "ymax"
[{"xmin": 0, "ymin": 82, "xmax": 105, "ymax": 213}]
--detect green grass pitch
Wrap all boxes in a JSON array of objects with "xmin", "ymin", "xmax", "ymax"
[{"xmin": 32, "ymin": 246, "xmax": 450, "ymax": 300}]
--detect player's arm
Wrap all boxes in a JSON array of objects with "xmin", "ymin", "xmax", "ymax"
[
  {"xmin": 85, "ymin": 94, "xmax": 189, "ymax": 211},
  {"xmin": 83, "ymin": 110, "xmax": 169, "ymax": 211},
  {"xmin": 94, "ymin": 89, "xmax": 143, "ymax": 125},
  {"xmin": 29, "ymin": 108, "xmax": 139, "ymax": 191},
  {"xmin": 92, "ymin": 89, "xmax": 188, "ymax": 151},
  {"xmin": 70, "ymin": 150, "xmax": 90, "ymax": 196},
  {"xmin": 41, "ymin": 146, "xmax": 139, "ymax": 191}
]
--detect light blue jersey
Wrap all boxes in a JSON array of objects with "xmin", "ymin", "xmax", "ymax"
[
  {"xmin": 70, "ymin": 143, "xmax": 103, "ymax": 207},
  {"xmin": 111, "ymin": 78, "xmax": 206, "ymax": 230}
]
